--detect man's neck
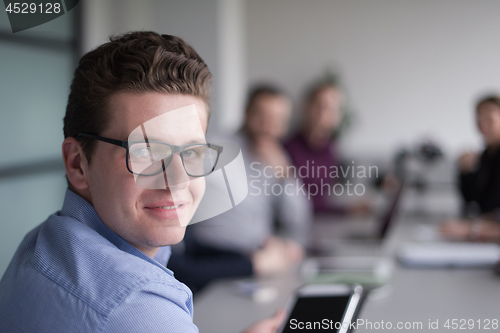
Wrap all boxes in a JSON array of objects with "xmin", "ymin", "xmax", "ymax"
[
  {"xmin": 130, "ymin": 243, "xmax": 160, "ymax": 259},
  {"xmin": 68, "ymin": 185, "xmax": 93, "ymax": 205}
]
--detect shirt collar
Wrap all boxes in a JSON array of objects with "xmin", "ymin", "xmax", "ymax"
[{"xmin": 60, "ymin": 188, "xmax": 172, "ymax": 272}]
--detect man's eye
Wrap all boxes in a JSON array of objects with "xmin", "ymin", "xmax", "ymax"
[
  {"xmin": 182, "ymin": 148, "xmax": 204, "ymax": 159},
  {"xmin": 182, "ymin": 149, "xmax": 197, "ymax": 158},
  {"xmin": 130, "ymin": 147, "xmax": 152, "ymax": 158}
]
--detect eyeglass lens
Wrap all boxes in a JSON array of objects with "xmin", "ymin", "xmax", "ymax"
[{"xmin": 128, "ymin": 142, "xmax": 218, "ymax": 176}]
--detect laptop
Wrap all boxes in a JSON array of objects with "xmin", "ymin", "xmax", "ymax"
[
  {"xmin": 302, "ymin": 184, "xmax": 404, "ymax": 284},
  {"xmin": 310, "ymin": 182, "xmax": 404, "ymax": 255}
]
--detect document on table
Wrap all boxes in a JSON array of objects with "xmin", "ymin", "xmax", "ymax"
[{"xmin": 397, "ymin": 242, "xmax": 500, "ymax": 267}]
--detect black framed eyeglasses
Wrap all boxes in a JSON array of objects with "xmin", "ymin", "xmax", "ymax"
[{"xmin": 77, "ymin": 133, "xmax": 223, "ymax": 177}]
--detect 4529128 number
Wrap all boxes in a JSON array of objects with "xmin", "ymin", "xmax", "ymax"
[
  {"xmin": 5, "ymin": 3, "xmax": 61, "ymax": 14},
  {"xmin": 444, "ymin": 319, "xmax": 498, "ymax": 330}
]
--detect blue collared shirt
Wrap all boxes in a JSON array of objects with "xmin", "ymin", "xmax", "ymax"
[{"xmin": 0, "ymin": 189, "xmax": 198, "ymax": 333}]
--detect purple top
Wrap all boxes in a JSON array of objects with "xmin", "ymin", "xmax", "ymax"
[{"xmin": 284, "ymin": 133, "xmax": 346, "ymax": 214}]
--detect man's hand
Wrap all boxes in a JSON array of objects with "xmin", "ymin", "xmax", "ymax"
[
  {"xmin": 243, "ymin": 310, "xmax": 286, "ymax": 333},
  {"xmin": 458, "ymin": 151, "xmax": 478, "ymax": 173},
  {"xmin": 252, "ymin": 237, "xmax": 304, "ymax": 276},
  {"xmin": 347, "ymin": 200, "xmax": 373, "ymax": 216},
  {"xmin": 440, "ymin": 218, "xmax": 500, "ymax": 241},
  {"xmin": 439, "ymin": 219, "xmax": 471, "ymax": 241}
]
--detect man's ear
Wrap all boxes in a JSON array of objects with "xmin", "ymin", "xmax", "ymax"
[{"xmin": 62, "ymin": 137, "xmax": 89, "ymax": 190}]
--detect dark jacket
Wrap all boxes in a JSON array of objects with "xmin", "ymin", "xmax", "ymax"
[{"xmin": 459, "ymin": 147, "xmax": 500, "ymax": 215}]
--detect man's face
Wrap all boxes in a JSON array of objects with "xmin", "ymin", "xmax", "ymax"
[
  {"xmin": 246, "ymin": 94, "xmax": 291, "ymax": 139},
  {"xmin": 477, "ymin": 102, "xmax": 500, "ymax": 146},
  {"xmin": 85, "ymin": 92, "xmax": 208, "ymax": 257}
]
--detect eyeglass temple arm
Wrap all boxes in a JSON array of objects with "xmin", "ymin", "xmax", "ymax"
[
  {"xmin": 207, "ymin": 143, "xmax": 223, "ymax": 153},
  {"xmin": 77, "ymin": 133, "xmax": 128, "ymax": 148}
]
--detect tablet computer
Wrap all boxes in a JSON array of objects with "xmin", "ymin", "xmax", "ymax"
[{"xmin": 278, "ymin": 284, "xmax": 363, "ymax": 333}]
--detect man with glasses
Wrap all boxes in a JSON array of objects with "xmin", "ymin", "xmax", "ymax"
[{"xmin": 0, "ymin": 32, "xmax": 282, "ymax": 332}]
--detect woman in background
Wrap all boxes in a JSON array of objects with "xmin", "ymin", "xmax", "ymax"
[{"xmin": 284, "ymin": 80, "xmax": 371, "ymax": 216}]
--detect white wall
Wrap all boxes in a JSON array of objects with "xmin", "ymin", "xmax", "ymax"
[
  {"xmin": 217, "ymin": 0, "xmax": 246, "ymax": 132},
  {"xmin": 246, "ymin": 0, "xmax": 500, "ymax": 159}
]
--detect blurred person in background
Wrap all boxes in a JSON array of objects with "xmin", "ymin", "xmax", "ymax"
[
  {"xmin": 168, "ymin": 85, "xmax": 313, "ymax": 293},
  {"xmin": 441, "ymin": 95, "xmax": 500, "ymax": 242},
  {"xmin": 284, "ymin": 79, "xmax": 372, "ymax": 216}
]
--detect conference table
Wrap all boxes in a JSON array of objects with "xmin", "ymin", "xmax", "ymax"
[{"xmin": 193, "ymin": 185, "xmax": 500, "ymax": 333}]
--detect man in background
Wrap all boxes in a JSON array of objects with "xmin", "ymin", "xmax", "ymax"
[{"xmin": 168, "ymin": 86, "xmax": 313, "ymax": 292}]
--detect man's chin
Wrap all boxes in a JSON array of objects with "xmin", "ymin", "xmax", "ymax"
[{"xmin": 158, "ymin": 227, "xmax": 187, "ymax": 246}]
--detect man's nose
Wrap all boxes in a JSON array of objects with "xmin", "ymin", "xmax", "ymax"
[{"xmin": 163, "ymin": 153, "xmax": 190, "ymax": 190}]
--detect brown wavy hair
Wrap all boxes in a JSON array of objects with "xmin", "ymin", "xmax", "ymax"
[{"xmin": 63, "ymin": 31, "xmax": 212, "ymax": 164}]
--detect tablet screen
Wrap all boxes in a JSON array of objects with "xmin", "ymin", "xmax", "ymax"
[{"xmin": 282, "ymin": 295, "xmax": 351, "ymax": 332}]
